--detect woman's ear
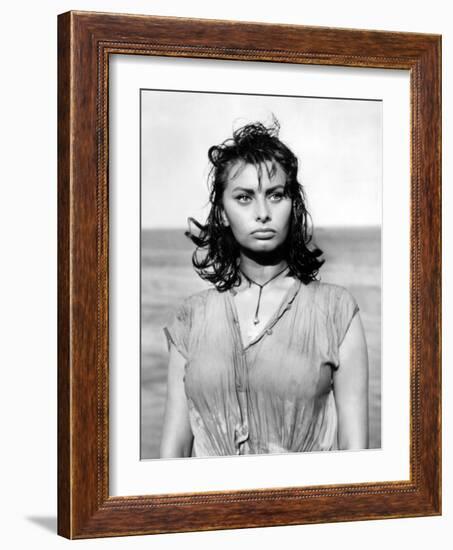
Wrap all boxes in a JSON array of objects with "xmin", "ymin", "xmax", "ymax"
[{"xmin": 220, "ymin": 208, "xmax": 230, "ymax": 227}]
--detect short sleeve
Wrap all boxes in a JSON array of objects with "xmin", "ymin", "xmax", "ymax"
[
  {"xmin": 163, "ymin": 300, "xmax": 191, "ymax": 360},
  {"xmin": 334, "ymin": 287, "xmax": 360, "ymax": 347}
]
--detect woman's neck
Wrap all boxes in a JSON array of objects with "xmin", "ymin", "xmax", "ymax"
[{"xmin": 238, "ymin": 252, "xmax": 289, "ymax": 287}]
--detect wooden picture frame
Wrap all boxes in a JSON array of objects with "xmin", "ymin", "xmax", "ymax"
[{"xmin": 58, "ymin": 10, "xmax": 441, "ymax": 539}]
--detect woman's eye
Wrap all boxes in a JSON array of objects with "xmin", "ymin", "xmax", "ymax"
[
  {"xmin": 236, "ymin": 195, "xmax": 251, "ymax": 203},
  {"xmin": 269, "ymin": 192, "xmax": 285, "ymax": 202}
]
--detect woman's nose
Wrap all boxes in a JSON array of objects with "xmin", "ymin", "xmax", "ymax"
[{"xmin": 255, "ymin": 197, "xmax": 271, "ymax": 222}]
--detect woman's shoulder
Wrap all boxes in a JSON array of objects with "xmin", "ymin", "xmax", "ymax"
[
  {"xmin": 303, "ymin": 280, "xmax": 359, "ymax": 313},
  {"xmin": 305, "ymin": 279, "xmax": 355, "ymax": 297},
  {"xmin": 174, "ymin": 286, "xmax": 221, "ymax": 315},
  {"xmin": 303, "ymin": 281, "xmax": 360, "ymax": 345}
]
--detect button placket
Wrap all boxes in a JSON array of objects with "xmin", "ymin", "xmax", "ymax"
[
  {"xmin": 227, "ymin": 279, "xmax": 302, "ymax": 453},
  {"xmin": 227, "ymin": 293, "xmax": 250, "ymax": 452}
]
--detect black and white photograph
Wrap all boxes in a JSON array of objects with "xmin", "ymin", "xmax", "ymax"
[{"xmin": 140, "ymin": 90, "xmax": 381, "ymax": 459}]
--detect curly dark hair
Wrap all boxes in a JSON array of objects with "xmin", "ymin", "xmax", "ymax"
[{"xmin": 185, "ymin": 119, "xmax": 324, "ymax": 291}]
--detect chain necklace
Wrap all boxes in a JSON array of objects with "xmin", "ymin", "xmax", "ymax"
[{"xmin": 239, "ymin": 265, "xmax": 290, "ymax": 325}]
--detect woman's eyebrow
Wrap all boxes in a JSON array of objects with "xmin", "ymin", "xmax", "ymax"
[
  {"xmin": 231, "ymin": 184, "xmax": 285, "ymax": 194},
  {"xmin": 231, "ymin": 186, "xmax": 256, "ymax": 193},
  {"xmin": 265, "ymin": 184, "xmax": 286, "ymax": 193}
]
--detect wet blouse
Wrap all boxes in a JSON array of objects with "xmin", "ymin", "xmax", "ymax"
[{"xmin": 163, "ymin": 278, "xmax": 359, "ymax": 457}]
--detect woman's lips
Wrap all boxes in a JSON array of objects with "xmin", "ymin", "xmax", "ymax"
[{"xmin": 252, "ymin": 229, "xmax": 276, "ymax": 239}]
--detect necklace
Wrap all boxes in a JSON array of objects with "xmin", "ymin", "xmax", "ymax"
[{"xmin": 239, "ymin": 265, "xmax": 290, "ymax": 325}]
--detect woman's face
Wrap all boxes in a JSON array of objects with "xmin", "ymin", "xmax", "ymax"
[{"xmin": 221, "ymin": 161, "xmax": 292, "ymax": 254}]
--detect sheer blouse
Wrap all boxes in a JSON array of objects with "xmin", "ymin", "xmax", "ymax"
[{"xmin": 163, "ymin": 279, "xmax": 359, "ymax": 457}]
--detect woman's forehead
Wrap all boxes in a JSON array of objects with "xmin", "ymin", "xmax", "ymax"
[{"xmin": 224, "ymin": 160, "xmax": 286, "ymax": 190}]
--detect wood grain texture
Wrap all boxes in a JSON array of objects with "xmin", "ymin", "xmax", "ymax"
[
  {"xmin": 57, "ymin": 10, "xmax": 441, "ymax": 539},
  {"xmin": 57, "ymin": 11, "xmax": 71, "ymax": 538}
]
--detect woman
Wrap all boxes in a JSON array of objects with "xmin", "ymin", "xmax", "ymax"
[{"xmin": 160, "ymin": 120, "xmax": 369, "ymax": 458}]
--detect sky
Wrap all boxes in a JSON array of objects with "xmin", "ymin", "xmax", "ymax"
[{"xmin": 141, "ymin": 90, "xmax": 382, "ymax": 229}]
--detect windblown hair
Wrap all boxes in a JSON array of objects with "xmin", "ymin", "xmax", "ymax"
[{"xmin": 185, "ymin": 119, "xmax": 324, "ymax": 291}]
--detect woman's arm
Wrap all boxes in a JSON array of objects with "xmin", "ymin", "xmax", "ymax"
[
  {"xmin": 159, "ymin": 344, "xmax": 194, "ymax": 458},
  {"xmin": 333, "ymin": 313, "xmax": 369, "ymax": 450}
]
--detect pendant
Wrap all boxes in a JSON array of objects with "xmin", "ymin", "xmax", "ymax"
[{"xmin": 239, "ymin": 265, "xmax": 289, "ymax": 330}]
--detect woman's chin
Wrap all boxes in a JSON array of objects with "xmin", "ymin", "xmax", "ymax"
[{"xmin": 240, "ymin": 240, "xmax": 286, "ymax": 258}]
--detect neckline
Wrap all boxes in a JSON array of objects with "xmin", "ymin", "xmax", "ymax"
[{"xmin": 227, "ymin": 277, "xmax": 301, "ymax": 350}]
